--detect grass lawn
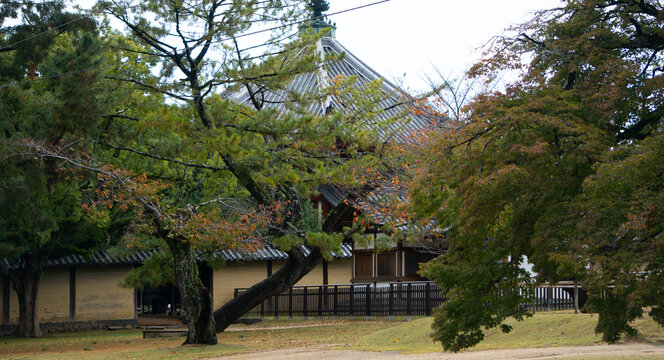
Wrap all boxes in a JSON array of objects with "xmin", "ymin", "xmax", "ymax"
[
  {"xmin": 0, "ymin": 318, "xmax": 395, "ymax": 360},
  {"xmin": 0, "ymin": 313, "xmax": 662, "ymax": 359},
  {"xmin": 347, "ymin": 312, "xmax": 664, "ymax": 354}
]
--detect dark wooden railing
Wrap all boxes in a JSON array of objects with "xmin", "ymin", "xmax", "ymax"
[
  {"xmin": 526, "ymin": 282, "xmax": 580, "ymax": 313},
  {"xmin": 234, "ymin": 281, "xmax": 581, "ymax": 318}
]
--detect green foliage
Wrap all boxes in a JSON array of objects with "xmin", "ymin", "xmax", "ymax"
[
  {"xmin": 0, "ymin": 0, "xmax": 96, "ymax": 82},
  {"xmin": 409, "ymin": 0, "xmax": 664, "ymax": 351},
  {"xmin": 120, "ymin": 247, "xmax": 175, "ymax": 288},
  {"xmin": 0, "ymin": 5, "xmax": 110, "ymax": 272},
  {"xmin": 0, "ymin": 163, "xmax": 101, "ymax": 262},
  {"xmin": 93, "ymin": 0, "xmax": 396, "ymax": 269},
  {"xmin": 0, "ymin": 3, "xmax": 127, "ymax": 337},
  {"xmin": 422, "ymin": 250, "xmax": 533, "ymax": 351},
  {"xmin": 301, "ymin": 199, "xmax": 322, "ymax": 233}
]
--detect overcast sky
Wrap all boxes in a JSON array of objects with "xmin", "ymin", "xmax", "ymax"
[
  {"xmin": 324, "ymin": 0, "xmax": 562, "ymax": 92},
  {"xmin": 75, "ymin": 0, "xmax": 562, "ymax": 92}
]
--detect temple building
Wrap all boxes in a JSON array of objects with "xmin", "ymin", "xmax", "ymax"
[
  {"xmin": 1, "ymin": 1, "xmax": 438, "ymax": 333},
  {"xmin": 228, "ymin": 6, "xmax": 436, "ymax": 285}
]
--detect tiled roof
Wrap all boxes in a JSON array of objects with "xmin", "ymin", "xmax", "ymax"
[
  {"xmin": 318, "ymin": 184, "xmax": 346, "ymax": 207},
  {"xmin": 1, "ymin": 244, "xmax": 352, "ymax": 270},
  {"xmin": 226, "ymin": 36, "xmax": 431, "ymax": 144}
]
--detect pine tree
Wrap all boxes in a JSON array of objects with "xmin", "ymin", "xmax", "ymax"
[
  {"xmin": 94, "ymin": 0, "xmax": 397, "ymax": 344},
  {"xmin": 0, "ymin": 1, "xmax": 107, "ymax": 337}
]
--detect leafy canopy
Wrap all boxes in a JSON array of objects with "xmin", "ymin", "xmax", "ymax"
[{"xmin": 408, "ymin": 0, "xmax": 664, "ymax": 351}]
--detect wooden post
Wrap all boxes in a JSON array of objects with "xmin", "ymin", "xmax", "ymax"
[
  {"xmin": 406, "ymin": 283, "xmax": 412, "ymax": 316},
  {"xmin": 288, "ymin": 287, "xmax": 293, "ymax": 319},
  {"xmin": 302, "ymin": 286, "xmax": 308, "ymax": 319},
  {"xmin": 140, "ymin": 288, "xmax": 143, "ymax": 315},
  {"xmin": 322, "ymin": 260, "xmax": 328, "ymax": 285},
  {"xmin": 365, "ymin": 284, "xmax": 371, "ymax": 317},
  {"xmin": 333, "ymin": 286, "xmax": 338, "ymax": 316},
  {"xmin": 323, "ymin": 283, "xmax": 329, "ymax": 309},
  {"xmin": 266, "ymin": 261, "xmax": 273, "ymax": 315},
  {"xmin": 274, "ymin": 293, "xmax": 279, "ymax": 319},
  {"xmin": 547, "ymin": 287, "xmax": 552, "ymax": 312},
  {"xmin": 425, "ymin": 282, "xmax": 431, "ymax": 316},
  {"xmin": 388, "ymin": 284, "xmax": 394, "ymax": 317},
  {"xmin": 318, "ymin": 286, "xmax": 323, "ymax": 318},
  {"xmin": 349, "ymin": 285, "xmax": 354, "ymax": 316},
  {"xmin": 574, "ymin": 283, "xmax": 579, "ymax": 314},
  {"xmin": 69, "ymin": 267, "xmax": 76, "ymax": 322}
]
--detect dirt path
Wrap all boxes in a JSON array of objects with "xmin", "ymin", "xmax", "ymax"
[{"xmin": 213, "ymin": 343, "xmax": 664, "ymax": 359}]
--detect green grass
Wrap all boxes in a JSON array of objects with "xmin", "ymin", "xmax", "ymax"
[
  {"xmin": 346, "ymin": 312, "xmax": 664, "ymax": 354},
  {"xmin": 0, "ymin": 313, "xmax": 662, "ymax": 359},
  {"xmin": 0, "ymin": 318, "xmax": 397, "ymax": 360}
]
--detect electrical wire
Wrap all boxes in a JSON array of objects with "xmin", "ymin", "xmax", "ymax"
[
  {"xmin": 0, "ymin": 0, "xmax": 393, "ymax": 89},
  {"xmin": 0, "ymin": 16, "xmax": 86, "ymax": 51}
]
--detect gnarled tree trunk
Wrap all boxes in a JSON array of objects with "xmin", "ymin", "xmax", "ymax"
[
  {"xmin": 214, "ymin": 246, "xmax": 322, "ymax": 331},
  {"xmin": 167, "ymin": 237, "xmax": 217, "ymax": 345},
  {"xmin": 213, "ymin": 200, "xmax": 355, "ymax": 332}
]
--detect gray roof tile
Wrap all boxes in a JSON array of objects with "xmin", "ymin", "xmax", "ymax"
[
  {"xmin": 1, "ymin": 244, "xmax": 352, "ymax": 270},
  {"xmin": 226, "ymin": 36, "xmax": 431, "ymax": 144}
]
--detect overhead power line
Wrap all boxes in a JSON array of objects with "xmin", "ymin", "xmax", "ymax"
[
  {"xmin": 0, "ymin": 16, "xmax": 86, "ymax": 51},
  {"xmin": 0, "ymin": 1, "xmax": 60, "ymax": 4},
  {"xmin": 210, "ymin": 0, "xmax": 392, "ymax": 45},
  {"xmin": 0, "ymin": 0, "xmax": 393, "ymax": 89}
]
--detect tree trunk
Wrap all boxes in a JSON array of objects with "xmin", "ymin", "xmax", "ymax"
[
  {"xmin": 167, "ymin": 237, "xmax": 217, "ymax": 345},
  {"xmin": 214, "ymin": 246, "xmax": 322, "ymax": 331},
  {"xmin": 213, "ymin": 201, "xmax": 353, "ymax": 332},
  {"xmin": 12, "ymin": 261, "xmax": 42, "ymax": 338}
]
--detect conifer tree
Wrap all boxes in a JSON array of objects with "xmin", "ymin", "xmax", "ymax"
[
  {"xmin": 0, "ymin": 1, "xmax": 107, "ymax": 337},
  {"xmin": 95, "ymin": 0, "xmax": 397, "ymax": 344}
]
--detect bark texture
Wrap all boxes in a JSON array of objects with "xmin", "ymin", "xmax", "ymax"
[
  {"xmin": 213, "ymin": 200, "xmax": 353, "ymax": 332},
  {"xmin": 167, "ymin": 237, "xmax": 217, "ymax": 345},
  {"xmin": 12, "ymin": 257, "xmax": 43, "ymax": 337},
  {"xmin": 214, "ymin": 245, "xmax": 322, "ymax": 332}
]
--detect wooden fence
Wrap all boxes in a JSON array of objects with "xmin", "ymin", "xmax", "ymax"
[
  {"xmin": 234, "ymin": 281, "xmax": 582, "ymax": 318},
  {"xmin": 526, "ymin": 282, "xmax": 581, "ymax": 313}
]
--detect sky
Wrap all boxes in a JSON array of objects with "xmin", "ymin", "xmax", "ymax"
[
  {"xmin": 323, "ymin": 0, "xmax": 562, "ymax": 92},
  {"xmin": 73, "ymin": 0, "xmax": 562, "ymax": 92}
]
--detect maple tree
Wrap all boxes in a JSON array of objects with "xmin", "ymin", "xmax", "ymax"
[{"xmin": 407, "ymin": 0, "xmax": 664, "ymax": 351}]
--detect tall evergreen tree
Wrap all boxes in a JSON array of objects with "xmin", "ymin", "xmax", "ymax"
[
  {"xmin": 94, "ymin": 0, "xmax": 397, "ymax": 344},
  {"xmin": 0, "ymin": 1, "xmax": 107, "ymax": 337}
]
